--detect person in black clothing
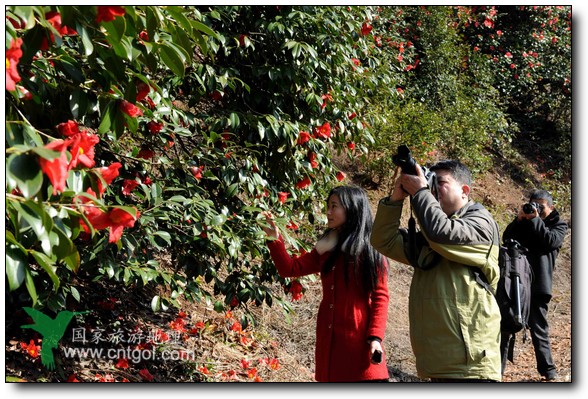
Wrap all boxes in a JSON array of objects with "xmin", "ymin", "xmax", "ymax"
[{"xmin": 501, "ymin": 189, "xmax": 568, "ymax": 381}]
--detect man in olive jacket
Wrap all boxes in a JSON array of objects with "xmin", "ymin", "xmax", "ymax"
[{"xmin": 371, "ymin": 160, "xmax": 502, "ymax": 381}]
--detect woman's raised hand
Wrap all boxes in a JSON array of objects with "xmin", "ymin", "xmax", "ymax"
[{"xmin": 261, "ymin": 211, "xmax": 280, "ymax": 240}]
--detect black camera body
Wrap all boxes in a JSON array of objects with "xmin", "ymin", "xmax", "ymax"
[
  {"xmin": 523, "ymin": 202, "xmax": 544, "ymax": 215},
  {"xmin": 392, "ymin": 144, "xmax": 434, "ymax": 182},
  {"xmin": 392, "ymin": 144, "xmax": 419, "ymax": 175}
]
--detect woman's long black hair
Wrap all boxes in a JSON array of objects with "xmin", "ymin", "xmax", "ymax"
[{"xmin": 321, "ymin": 186, "xmax": 386, "ymax": 293}]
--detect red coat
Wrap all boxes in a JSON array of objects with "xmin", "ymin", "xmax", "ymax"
[{"xmin": 267, "ymin": 237, "xmax": 390, "ymax": 382}]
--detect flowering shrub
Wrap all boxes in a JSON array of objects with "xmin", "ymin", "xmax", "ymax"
[{"xmin": 5, "ymin": 6, "xmax": 395, "ymax": 313}]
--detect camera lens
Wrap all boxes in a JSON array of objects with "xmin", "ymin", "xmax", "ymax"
[{"xmin": 522, "ymin": 203, "xmax": 536, "ymax": 214}]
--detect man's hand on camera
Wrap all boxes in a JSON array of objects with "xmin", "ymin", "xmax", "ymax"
[
  {"xmin": 517, "ymin": 206, "xmax": 538, "ymax": 221},
  {"xmin": 390, "ymin": 174, "xmax": 410, "ymax": 201},
  {"xmin": 399, "ymin": 164, "xmax": 428, "ymax": 196}
]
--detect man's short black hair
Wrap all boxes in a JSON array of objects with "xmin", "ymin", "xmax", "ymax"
[
  {"xmin": 529, "ymin": 189, "xmax": 553, "ymax": 207},
  {"xmin": 429, "ymin": 160, "xmax": 472, "ymax": 187}
]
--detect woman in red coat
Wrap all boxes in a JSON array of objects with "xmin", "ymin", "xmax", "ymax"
[{"xmin": 263, "ymin": 185, "xmax": 390, "ymax": 382}]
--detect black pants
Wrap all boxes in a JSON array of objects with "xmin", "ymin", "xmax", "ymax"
[
  {"xmin": 500, "ymin": 294, "xmax": 555, "ymax": 378},
  {"xmin": 529, "ymin": 294, "xmax": 556, "ymax": 377}
]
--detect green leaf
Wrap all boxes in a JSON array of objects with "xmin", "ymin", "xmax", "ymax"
[
  {"xmin": 16, "ymin": 201, "xmax": 53, "ymax": 240},
  {"xmin": 153, "ymin": 231, "xmax": 172, "ymax": 246},
  {"xmin": 56, "ymin": 56, "xmax": 84, "ymax": 84},
  {"xmin": 191, "ymin": 20, "xmax": 219, "ymax": 39},
  {"xmin": 165, "ymin": 6, "xmax": 193, "ymax": 34},
  {"xmin": 151, "ymin": 295, "xmax": 161, "ymax": 312},
  {"xmin": 70, "ymin": 286, "xmax": 81, "ymax": 302},
  {"xmin": 75, "ymin": 22, "xmax": 94, "ymax": 56},
  {"xmin": 102, "ymin": 14, "xmax": 126, "ymax": 43},
  {"xmin": 226, "ymin": 183, "xmax": 239, "ymax": 197},
  {"xmin": 158, "ymin": 42, "xmax": 185, "ymax": 78},
  {"xmin": 6, "ymin": 244, "xmax": 27, "ymax": 291},
  {"xmin": 24, "ymin": 268, "xmax": 38, "ymax": 307},
  {"xmin": 229, "ymin": 112, "xmax": 240, "ymax": 128},
  {"xmin": 213, "ymin": 300, "xmax": 225, "ymax": 313},
  {"xmin": 98, "ymin": 101, "xmax": 115, "ymax": 135},
  {"xmin": 52, "ymin": 226, "xmax": 80, "ymax": 273},
  {"xmin": 111, "ymin": 36, "xmax": 133, "ymax": 62},
  {"xmin": 5, "ymin": 121, "xmax": 43, "ymax": 147},
  {"xmin": 30, "ymin": 250, "xmax": 60, "ymax": 292},
  {"xmin": 6, "ymin": 153, "xmax": 43, "ymax": 199},
  {"xmin": 69, "ymin": 88, "xmax": 90, "ymax": 120}
]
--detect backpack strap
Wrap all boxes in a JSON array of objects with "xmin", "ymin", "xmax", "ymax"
[
  {"xmin": 471, "ymin": 219, "xmax": 500, "ymax": 296},
  {"xmin": 471, "ymin": 267, "xmax": 496, "ymax": 296}
]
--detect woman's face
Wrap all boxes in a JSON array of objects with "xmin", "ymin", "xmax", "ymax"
[{"xmin": 326, "ymin": 194, "xmax": 347, "ymax": 230}]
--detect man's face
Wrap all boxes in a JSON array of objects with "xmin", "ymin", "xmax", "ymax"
[
  {"xmin": 434, "ymin": 170, "xmax": 469, "ymax": 216},
  {"xmin": 533, "ymin": 198, "xmax": 553, "ymax": 219}
]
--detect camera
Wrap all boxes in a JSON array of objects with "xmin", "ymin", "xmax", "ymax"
[
  {"xmin": 522, "ymin": 202, "xmax": 544, "ymax": 215},
  {"xmin": 392, "ymin": 144, "xmax": 419, "ymax": 175},
  {"xmin": 392, "ymin": 144, "xmax": 434, "ymax": 181}
]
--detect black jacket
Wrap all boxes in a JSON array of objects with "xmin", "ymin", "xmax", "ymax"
[{"xmin": 502, "ymin": 209, "xmax": 568, "ymax": 296}]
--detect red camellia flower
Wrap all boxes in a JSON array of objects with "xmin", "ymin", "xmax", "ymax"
[
  {"xmin": 278, "ymin": 192, "xmax": 289, "ymax": 204},
  {"xmin": 239, "ymin": 34, "xmax": 248, "ymax": 47},
  {"xmin": 308, "ymin": 152, "xmax": 318, "ymax": 169},
  {"xmin": 97, "ymin": 162, "xmax": 122, "ymax": 195},
  {"xmin": 190, "ymin": 166, "xmax": 204, "ymax": 180},
  {"xmin": 351, "ymin": 58, "xmax": 360, "ymax": 67},
  {"xmin": 139, "ymin": 368, "xmax": 154, "ymax": 382},
  {"xmin": 106, "ymin": 207, "xmax": 140, "ymax": 243},
  {"xmin": 336, "ymin": 171, "xmax": 346, "ymax": 181},
  {"xmin": 115, "ymin": 358, "xmax": 129, "ymax": 369},
  {"xmin": 231, "ymin": 321, "xmax": 242, "ymax": 333},
  {"xmin": 170, "ymin": 317, "xmax": 186, "ymax": 332},
  {"xmin": 194, "ymin": 321, "xmax": 205, "ymax": 331},
  {"xmin": 139, "ymin": 30, "xmax": 149, "ymax": 42},
  {"xmin": 136, "ymin": 81, "xmax": 150, "ymax": 102},
  {"xmin": 137, "ymin": 147, "xmax": 155, "ymax": 160},
  {"xmin": 313, "ymin": 122, "xmax": 331, "ymax": 140},
  {"xmin": 348, "ymin": 112, "xmax": 357, "ymax": 120},
  {"xmin": 269, "ymin": 358, "xmax": 280, "ymax": 370},
  {"xmin": 57, "ymin": 120, "xmax": 81, "ymax": 137},
  {"xmin": 96, "ymin": 6, "xmax": 126, "ymax": 23},
  {"xmin": 321, "ymin": 93, "xmax": 333, "ymax": 109},
  {"xmin": 67, "ymin": 131, "xmax": 100, "ymax": 169},
  {"xmin": 209, "ymin": 91, "xmax": 223, "ymax": 101},
  {"xmin": 20, "ymin": 339, "xmax": 41, "ymax": 359},
  {"xmin": 119, "ymin": 100, "xmax": 143, "ymax": 118},
  {"xmin": 289, "ymin": 280, "xmax": 303, "ymax": 301},
  {"xmin": 147, "ymin": 121, "xmax": 163, "ymax": 134},
  {"xmin": 247, "ymin": 368, "xmax": 258, "ymax": 379},
  {"xmin": 347, "ymin": 142, "xmax": 355, "ymax": 150},
  {"xmin": 46, "ymin": 11, "xmax": 77, "ymax": 36},
  {"xmin": 39, "ymin": 139, "xmax": 70, "ymax": 195},
  {"xmin": 6, "ymin": 38, "xmax": 23, "ymax": 91},
  {"xmin": 361, "ymin": 22, "xmax": 372, "ymax": 36},
  {"xmin": 67, "ymin": 374, "xmax": 80, "ymax": 382},
  {"xmin": 122, "ymin": 179, "xmax": 140, "ymax": 195},
  {"xmin": 296, "ymin": 131, "xmax": 311, "ymax": 145},
  {"xmin": 295, "ymin": 176, "xmax": 311, "ymax": 189}
]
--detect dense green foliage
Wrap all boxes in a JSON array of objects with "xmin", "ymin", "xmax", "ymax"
[{"xmin": 5, "ymin": 6, "xmax": 571, "ymax": 316}]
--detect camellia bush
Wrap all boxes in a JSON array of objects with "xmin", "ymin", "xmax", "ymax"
[
  {"xmin": 5, "ymin": 5, "xmax": 407, "ymax": 316},
  {"xmin": 5, "ymin": 5, "xmax": 571, "ymax": 318}
]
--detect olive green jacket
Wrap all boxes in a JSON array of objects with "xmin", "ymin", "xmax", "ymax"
[{"xmin": 371, "ymin": 188, "xmax": 502, "ymax": 381}]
